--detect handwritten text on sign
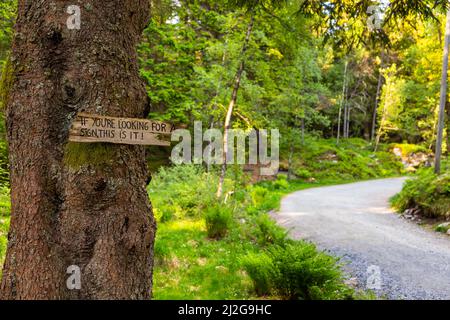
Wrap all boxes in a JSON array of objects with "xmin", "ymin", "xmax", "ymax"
[{"xmin": 69, "ymin": 113, "xmax": 175, "ymax": 146}]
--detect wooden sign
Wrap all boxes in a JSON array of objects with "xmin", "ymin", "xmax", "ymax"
[{"xmin": 69, "ymin": 113, "xmax": 175, "ymax": 146}]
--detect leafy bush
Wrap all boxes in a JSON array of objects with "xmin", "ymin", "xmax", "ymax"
[
  {"xmin": 391, "ymin": 167, "xmax": 450, "ymax": 218},
  {"xmin": 272, "ymin": 176, "xmax": 289, "ymax": 190},
  {"xmin": 240, "ymin": 253, "xmax": 274, "ymax": 296},
  {"xmin": 268, "ymin": 243, "xmax": 351, "ymax": 300},
  {"xmin": 294, "ymin": 168, "xmax": 312, "ymax": 180},
  {"xmin": 204, "ymin": 205, "xmax": 233, "ymax": 239},
  {"xmin": 242, "ymin": 242, "xmax": 352, "ymax": 300},
  {"xmin": 253, "ymin": 214, "xmax": 287, "ymax": 246},
  {"xmin": 250, "ymin": 186, "xmax": 269, "ymax": 207}
]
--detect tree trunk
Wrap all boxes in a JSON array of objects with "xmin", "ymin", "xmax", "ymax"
[
  {"xmin": 346, "ymin": 106, "xmax": 351, "ymax": 138},
  {"xmin": 301, "ymin": 116, "xmax": 305, "ymax": 145},
  {"xmin": 337, "ymin": 60, "xmax": 348, "ymax": 144},
  {"xmin": 371, "ymin": 57, "xmax": 384, "ymax": 142},
  {"xmin": 435, "ymin": 8, "xmax": 450, "ymax": 174},
  {"xmin": 446, "ymin": 100, "xmax": 450, "ymax": 154},
  {"xmin": 1, "ymin": 0, "xmax": 155, "ymax": 300},
  {"xmin": 217, "ymin": 15, "xmax": 254, "ymax": 198},
  {"xmin": 287, "ymin": 141, "xmax": 294, "ymax": 181}
]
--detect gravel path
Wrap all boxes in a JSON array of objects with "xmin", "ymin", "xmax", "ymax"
[{"xmin": 272, "ymin": 178, "xmax": 450, "ymax": 300}]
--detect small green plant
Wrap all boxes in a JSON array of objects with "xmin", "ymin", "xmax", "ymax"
[
  {"xmin": 294, "ymin": 168, "xmax": 312, "ymax": 180},
  {"xmin": 242, "ymin": 242, "xmax": 353, "ymax": 300},
  {"xmin": 204, "ymin": 205, "xmax": 233, "ymax": 239},
  {"xmin": 391, "ymin": 166, "xmax": 450, "ymax": 218},
  {"xmin": 254, "ymin": 214, "xmax": 287, "ymax": 246},
  {"xmin": 250, "ymin": 186, "xmax": 269, "ymax": 207},
  {"xmin": 268, "ymin": 242, "xmax": 352, "ymax": 300},
  {"xmin": 272, "ymin": 176, "xmax": 289, "ymax": 190},
  {"xmin": 435, "ymin": 223, "xmax": 450, "ymax": 234},
  {"xmin": 240, "ymin": 253, "xmax": 274, "ymax": 296}
]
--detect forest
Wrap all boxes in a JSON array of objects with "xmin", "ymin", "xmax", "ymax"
[{"xmin": 0, "ymin": 0, "xmax": 449, "ymax": 301}]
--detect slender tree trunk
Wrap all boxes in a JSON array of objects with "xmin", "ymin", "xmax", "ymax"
[
  {"xmin": 217, "ymin": 15, "xmax": 254, "ymax": 198},
  {"xmin": 371, "ymin": 56, "xmax": 384, "ymax": 142},
  {"xmin": 435, "ymin": 8, "xmax": 450, "ymax": 174},
  {"xmin": 337, "ymin": 60, "xmax": 348, "ymax": 144},
  {"xmin": 346, "ymin": 106, "xmax": 351, "ymax": 138},
  {"xmin": 1, "ymin": 0, "xmax": 155, "ymax": 299},
  {"xmin": 343, "ymin": 103, "xmax": 348, "ymax": 139},
  {"xmin": 301, "ymin": 116, "xmax": 305, "ymax": 145},
  {"xmin": 287, "ymin": 141, "xmax": 294, "ymax": 180},
  {"xmin": 446, "ymin": 100, "xmax": 450, "ymax": 154},
  {"xmin": 375, "ymin": 85, "xmax": 389, "ymax": 152}
]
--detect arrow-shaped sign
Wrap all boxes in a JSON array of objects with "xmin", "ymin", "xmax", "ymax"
[{"xmin": 69, "ymin": 113, "xmax": 175, "ymax": 146}]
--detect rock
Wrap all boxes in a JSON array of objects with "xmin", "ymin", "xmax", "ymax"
[
  {"xmin": 393, "ymin": 147, "xmax": 402, "ymax": 157},
  {"xmin": 447, "ymin": 229, "xmax": 450, "ymax": 236},
  {"xmin": 215, "ymin": 266, "xmax": 228, "ymax": 273},
  {"xmin": 344, "ymin": 277, "xmax": 359, "ymax": 287},
  {"xmin": 437, "ymin": 222, "xmax": 450, "ymax": 229}
]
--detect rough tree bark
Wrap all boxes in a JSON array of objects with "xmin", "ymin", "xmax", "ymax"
[
  {"xmin": 0, "ymin": 0, "xmax": 155, "ymax": 299},
  {"xmin": 216, "ymin": 15, "xmax": 254, "ymax": 198}
]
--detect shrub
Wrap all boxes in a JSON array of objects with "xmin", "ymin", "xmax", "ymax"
[
  {"xmin": 250, "ymin": 186, "xmax": 269, "ymax": 207},
  {"xmin": 240, "ymin": 253, "xmax": 274, "ymax": 296},
  {"xmin": 391, "ymin": 167, "xmax": 450, "ymax": 218},
  {"xmin": 294, "ymin": 168, "xmax": 312, "ymax": 180},
  {"xmin": 205, "ymin": 205, "xmax": 233, "ymax": 239},
  {"xmin": 149, "ymin": 165, "xmax": 230, "ymax": 220},
  {"xmin": 242, "ymin": 242, "xmax": 352, "ymax": 300},
  {"xmin": 268, "ymin": 243, "xmax": 351, "ymax": 300},
  {"xmin": 254, "ymin": 214, "xmax": 287, "ymax": 246},
  {"xmin": 272, "ymin": 176, "xmax": 289, "ymax": 190}
]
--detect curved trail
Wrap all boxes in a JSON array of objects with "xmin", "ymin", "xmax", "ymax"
[{"xmin": 273, "ymin": 178, "xmax": 450, "ymax": 300}]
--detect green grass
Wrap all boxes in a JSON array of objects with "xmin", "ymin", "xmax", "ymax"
[
  {"xmin": 153, "ymin": 219, "xmax": 256, "ymax": 299},
  {"xmin": 0, "ymin": 186, "xmax": 10, "ymax": 270},
  {"xmin": 284, "ymin": 137, "xmax": 404, "ymax": 181}
]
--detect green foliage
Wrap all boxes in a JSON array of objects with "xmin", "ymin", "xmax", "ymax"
[
  {"xmin": 435, "ymin": 223, "xmax": 450, "ymax": 233},
  {"xmin": 391, "ymin": 164, "xmax": 450, "ymax": 218},
  {"xmin": 294, "ymin": 168, "xmax": 312, "ymax": 179},
  {"xmin": 240, "ymin": 252, "xmax": 274, "ymax": 296},
  {"xmin": 153, "ymin": 219, "xmax": 254, "ymax": 299},
  {"xmin": 390, "ymin": 143, "xmax": 428, "ymax": 157},
  {"xmin": 149, "ymin": 165, "xmax": 226, "ymax": 220},
  {"xmin": 204, "ymin": 205, "xmax": 233, "ymax": 239},
  {"xmin": 0, "ymin": 186, "xmax": 10, "ymax": 269},
  {"xmin": 253, "ymin": 214, "xmax": 287, "ymax": 246},
  {"xmin": 242, "ymin": 242, "xmax": 353, "ymax": 300},
  {"xmin": 0, "ymin": 0, "xmax": 15, "ymax": 67},
  {"xmin": 289, "ymin": 137, "xmax": 403, "ymax": 181}
]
